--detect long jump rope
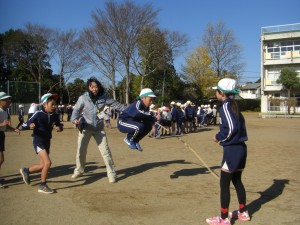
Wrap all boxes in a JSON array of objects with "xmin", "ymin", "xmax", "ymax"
[
  {"xmin": 155, "ymin": 122, "xmax": 220, "ymax": 180},
  {"xmin": 155, "ymin": 122, "xmax": 262, "ymax": 195}
]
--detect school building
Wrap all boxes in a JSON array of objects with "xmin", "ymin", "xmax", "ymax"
[{"xmin": 260, "ymin": 23, "xmax": 300, "ymax": 117}]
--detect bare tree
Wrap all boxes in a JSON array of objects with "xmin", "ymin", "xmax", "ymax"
[
  {"xmin": 91, "ymin": 0, "xmax": 158, "ymax": 104},
  {"xmin": 202, "ymin": 21, "xmax": 245, "ymax": 78},
  {"xmin": 163, "ymin": 30, "xmax": 189, "ymax": 59},
  {"xmin": 78, "ymin": 26, "xmax": 121, "ymax": 100},
  {"xmin": 51, "ymin": 29, "xmax": 85, "ymax": 103}
]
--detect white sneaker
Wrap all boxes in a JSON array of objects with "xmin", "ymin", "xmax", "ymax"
[
  {"xmin": 71, "ymin": 173, "xmax": 82, "ymax": 179},
  {"xmin": 108, "ymin": 175, "xmax": 117, "ymax": 183}
]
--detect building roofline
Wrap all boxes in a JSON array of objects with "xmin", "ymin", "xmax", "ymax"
[{"xmin": 261, "ymin": 23, "xmax": 300, "ymax": 34}]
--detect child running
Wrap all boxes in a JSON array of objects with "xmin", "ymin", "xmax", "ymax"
[
  {"xmin": 20, "ymin": 93, "xmax": 63, "ymax": 194},
  {"xmin": 117, "ymin": 88, "xmax": 156, "ymax": 151},
  {"xmin": 206, "ymin": 78, "xmax": 250, "ymax": 225}
]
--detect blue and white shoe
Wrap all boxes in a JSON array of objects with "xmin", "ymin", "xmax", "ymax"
[
  {"xmin": 124, "ymin": 137, "xmax": 137, "ymax": 150},
  {"xmin": 135, "ymin": 142, "xmax": 143, "ymax": 152}
]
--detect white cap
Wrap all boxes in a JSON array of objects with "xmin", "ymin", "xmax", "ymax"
[
  {"xmin": 41, "ymin": 93, "xmax": 59, "ymax": 104},
  {"xmin": 19, "ymin": 104, "xmax": 23, "ymax": 108},
  {"xmin": 212, "ymin": 78, "xmax": 239, "ymax": 94},
  {"xmin": 139, "ymin": 88, "xmax": 156, "ymax": 98},
  {"xmin": 0, "ymin": 92, "xmax": 11, "ymax": 100}
]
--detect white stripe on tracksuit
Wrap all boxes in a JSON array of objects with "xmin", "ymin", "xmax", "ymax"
[
  {"xmin": 118, "ymin": 120, "xmax": 139, "ymax": 141},
  {"xmin": 221, "ymin": 102, "xmax": 234, "ymax": 143}
]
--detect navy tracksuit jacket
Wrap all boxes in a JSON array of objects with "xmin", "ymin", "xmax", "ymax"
[{"xmin": 117, "ymin": 99, "xmax": 155, "ymax": 142}]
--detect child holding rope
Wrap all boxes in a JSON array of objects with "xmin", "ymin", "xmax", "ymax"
[{"xmin": 206, "ymin": 78, "xmax": 250, "ymax": 225}]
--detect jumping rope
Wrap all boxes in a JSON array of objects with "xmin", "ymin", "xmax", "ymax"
[
  {"xmin": 155, "ymin": 122, "xmax": 220, "ymax": 180},
  {"xmin": 154, "ymin": 122, "xmax": 263, "ymax": 195}
]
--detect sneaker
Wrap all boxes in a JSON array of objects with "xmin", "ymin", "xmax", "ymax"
[
  {"xmin": 38, "ymin": 184, "xmax": 54, "ymax": 194},
  {"xmin": 71, "ymin": 173, "xmax": 83, "ymax": 179},
  {"xmin": 135, "ymin": 142, "xmax": 143, "ymax": 151},
  {"xmin": 124, "ymin": 137, "xmax": 137, "ymax": 150},
  {"xmin": 108, "ymin": 176, "xmax": 117, "ymax": 183},
  {"xmin": 206, "ymin": 216, "xmax": 231, "ymax": 225},
  {"xmin": 0, "ymin": 183, "xmax": 5, "ymax": 189},
  {"xmin": 229, "ymin": 210, "xmax": 250, "ymax": 221},
  {"xmin": 20, "ymin": 168, "xmax": 30, "ymax": 184}
]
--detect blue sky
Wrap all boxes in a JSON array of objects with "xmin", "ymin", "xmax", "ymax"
[{"xmin": 1, "ymin": 0, "xmax": 299, "ymax": 83}]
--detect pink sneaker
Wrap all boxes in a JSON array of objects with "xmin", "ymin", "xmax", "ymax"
[
  {"xmin": 229, "ymin": 210, "xmax": 250, "ymax": 221},
  {"xmin": 206, "ymin": 216, "xmax": 231, "ymax": 225}
]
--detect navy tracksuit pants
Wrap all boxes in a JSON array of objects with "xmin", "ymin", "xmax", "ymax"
[{"xmin": 118, "ymin": 120, "xmax": 153, "ymax": 142}]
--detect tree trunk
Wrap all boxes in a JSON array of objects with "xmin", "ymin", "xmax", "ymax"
[
  {"xmin": 140, "ymin": 75, "xmax": 144, "ymax": 91},
  {"xmin": 125, "ymin": 61, "xmax": 130, "ymax": 105}
]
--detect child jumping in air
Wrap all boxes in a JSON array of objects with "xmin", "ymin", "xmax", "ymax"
[
  {"xmin": 206, "ymin": 78, "xmax": 250, "ymax": 225},
  {"xmin": 20, "ymin": 93, "xmax": 63, "ymax": 194},
  {"xmin": 117, "ymin": 88, "xmax": 156, "ymax": 152}
]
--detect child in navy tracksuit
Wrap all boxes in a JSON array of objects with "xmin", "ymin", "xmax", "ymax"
[
  {"xmin": 20, "ymin": 93, "xmax": 63, "ymax": 194},
  {"xmin": 118, "ymin": 88, "xmax": 156, "ymax": 152},
  {"xmin": 16, "ymin": 104, "xmax": 24, "ymax": 129},
  {"xmin": 172, "ymin": 103, "xmax": 184, "ymax": 135},
  {"xmin": 206, "ymin": 78, "xmax": 250, "ymax": 225}
]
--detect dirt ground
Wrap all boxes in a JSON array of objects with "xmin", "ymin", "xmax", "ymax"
[{"xmin": 1, "ymin": 113, "xmax": 300, "ymax": 225}]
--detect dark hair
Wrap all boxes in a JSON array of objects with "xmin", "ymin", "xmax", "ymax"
[
  {"xmin": 87, "ymin": 77, "xmax": 104, "ymax": 96},
  {"xmin": 225, "ymin": 93, "xmax": 240, "ymax": 121},
  {"xmin": 47, "ymin": 94, "xmax": 59, "ymax": 103}
]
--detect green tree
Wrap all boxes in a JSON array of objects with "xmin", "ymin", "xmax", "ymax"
[
  {"xmin": 277, "ymin": 67, "xmax": 300, "ymax": 114},
  {"xmin": 67, "ymin": 78, "xmax": 86, "ymax": 104},
  {"xmin": 182, "ymin": 46, "xmax": 218, "ymax": 99},
  {"xmin": 134, "ymin": 26, "xmax": 169, "ymax": 90},
  {"xmin": 277, "ymin": 67, "xmax": 300, "ymax": 97}
]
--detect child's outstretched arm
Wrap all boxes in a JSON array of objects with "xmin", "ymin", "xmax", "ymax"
[{"xmin": 7, "ymin": 124, "xmax": 20, "ymax": 135}]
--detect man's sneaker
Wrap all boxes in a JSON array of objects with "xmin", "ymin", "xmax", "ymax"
[
  {"xmin": 0, "ymin": 183, "xmax": 5, "ymax": 189},
  {"xmin": 206, "ymin": 216, "xmax": 231, "ymax": 225},
  {"xmin": 229, "ymin": 210, "xmax": 250, "ymax": 221},
  {"xmin": 135, "ymin": 142, "xmax": 143, "ymax": 151},
  {"xmin": 124, "ymin": 137, "xmax": 137, "ymax": 150},
  {"xmin": 20, "ymin": 168, "xmax": 30, "ymax": 184},
  {"xmin": 38, "ymin": 184, "xmax": 54, "ymax": 194},
  {"xmin": 71, "ymin": 172, "xmax": 83, "ymax": 179}
]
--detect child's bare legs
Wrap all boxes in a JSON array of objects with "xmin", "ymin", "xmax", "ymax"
[{"xmin": 29, "ymin": 150, "xmax": 51, "ymax": 182}]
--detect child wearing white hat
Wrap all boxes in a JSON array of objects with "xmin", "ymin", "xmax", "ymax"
[
  {"xmin": 16, "ymin": 104, "xmax": 24, "ymax": 129},
  {"xmin": 19, "ymin": 93, "xmax": 63, "ymax": 194},
  {"xmin": 118, "ymin": 88, "xmax": 156, "ymax": 151},
  {"xmin": 206, "ymin": 78, "xmax": 250, "ymax": 225}
]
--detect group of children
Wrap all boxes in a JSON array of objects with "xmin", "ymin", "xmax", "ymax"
[
  {"xmin": 0, "ymin": 78, "xmax": 250, "ymax": 225},
  {"xmin": 145, "ymin": 101, "xmax": 218, "ymax": 139}
]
